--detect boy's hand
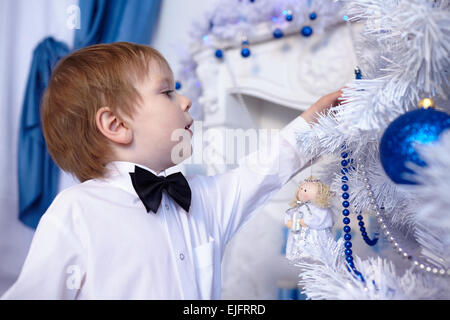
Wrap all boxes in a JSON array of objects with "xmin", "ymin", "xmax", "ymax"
[
  {"xmin": 300, "ymin": 219, "xmax": 308, "ymax": 228},
  {"xmin": 300, "ymin": 89, "xmax": 343, "ymax": 124}
]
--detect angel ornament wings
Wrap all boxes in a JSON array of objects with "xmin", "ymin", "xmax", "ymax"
[{"xmin": 284, "ymin": 176, "xmax": 335, "ymax": 261}]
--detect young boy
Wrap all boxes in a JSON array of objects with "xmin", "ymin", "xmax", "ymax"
[{"xmin": 2, "ymin": 42, "xmax": 341, "ymax": 299}]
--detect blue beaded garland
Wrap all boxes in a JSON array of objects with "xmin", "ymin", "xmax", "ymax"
[
  {"xmin": 346, "ymin": 256, "xmax": 353, "ymax": 262},
  {"xmin": 345, "ymin": 249, "xmax": 352, "ymax": 256},
  {"xmin": 342, "ymin": 209, "xmax": 349, "ymax": 216},
  {"xmin": 343, "ymin": 226, "xmax": 351, "ymax": 233},
  {"xmin": 357, "ymin": 215, "xmax": 363, "ymax": 220},
  {"xmin": 341, "ymin": 152, "xmax": 348, "ymax": 158},
  {"xmin": 342, "ymin": 192, "xmax": 349, "ymax": 199},
  {"xmin": 301, "ymin": 26, "xmax": 313, "ymax": 37},
  {"xmin": 344, "ymin": 241, "xmax": 352, "ymax": 249},
  {"xmin": 343, "ymin": 217, "xmax": 350, "ymax": 224},
  {"xmin": 341, "ymin": 160, "xmax": 348, "ymax": 166},
  {"xmin": 344, "ymin": 234, "xmax": 351, "ymax": 240},
  {"xmin": 361, "ymin": 231, "xmax": 367, "ymax": 237},
  {"xmin": 342, "ymin": 201, "xmax": 349, "ymax": 208},
  {"xmin": 341, "ymin": 176, "xmax": 348, "ymax": 182},
  {"xmin": 215, "ymin": 49, "xmax": 223, "ymax": 59},
  {"xmin": 273, "ymin": 28, "xmax": 283, "ymax": 39},
  {"xmin": 358, "ymin": 221, "xmax": 364, "ymax": 227},
  {"xmin": 341, "ymin": 168, "xmax": 348, "ymax": 174},
  {"xmin": 341, "ymin": 184, "xmax": 348, "ymax": 191}
]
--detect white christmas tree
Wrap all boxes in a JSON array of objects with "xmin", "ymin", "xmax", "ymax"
[{"xmin": 294, "ymin": 0, "xmax": 450, "ymax": 299}]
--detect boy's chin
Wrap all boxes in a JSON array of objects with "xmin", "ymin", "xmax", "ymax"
[{"xmin": 170, "ymin": 143, "xmax": 193, "ymax": 166}]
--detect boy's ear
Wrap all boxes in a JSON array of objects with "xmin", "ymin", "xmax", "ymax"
[{"xmin": 95, "ymin": 107, "xmax": 133, "ymax": 145}]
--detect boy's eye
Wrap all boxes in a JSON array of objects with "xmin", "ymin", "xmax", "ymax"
[{"xmin": 163, "ymin": 90, "xmax": 174, "ymax": 97}]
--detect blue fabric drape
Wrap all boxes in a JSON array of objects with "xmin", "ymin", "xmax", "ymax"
[
  {"xmin": 74, "ymin": 0, "xmax": 161, "ymax": 49},
  {"xmin": 18, "ymin": 38, "xmax": 70, "ymax": 229},
  {"xmin": 18, "ymin": 0, "xmax": 161, "ymax": 229}
]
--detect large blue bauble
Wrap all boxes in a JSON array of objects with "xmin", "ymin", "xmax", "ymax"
[{"xmin": 380, "ymin": 108, "xmax": 450, "ymax": 184}]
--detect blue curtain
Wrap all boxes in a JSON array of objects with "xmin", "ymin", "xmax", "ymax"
[
  {"xmin": 18, "ymin": 38, "xmax": 70, "ymax": 229},
  {"xmin": 74, "ymin": 0, "xmax": 161, "ymax": 49},
  {"xmin": 18, "ymin": 0, "xmax": 161, "ymax": 229}
]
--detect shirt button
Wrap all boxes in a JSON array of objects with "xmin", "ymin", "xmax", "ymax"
[{"xmin": 179, "ymin": 253, "xmax": 184, "ymax": 260}]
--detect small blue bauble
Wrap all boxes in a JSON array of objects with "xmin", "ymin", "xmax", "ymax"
[
  {"xmin": 273, "ymin": 28, "xmax": 284, "ymax": 39},
  {"xmin": 175, "ymin": 81, "xmax": 181, "ymax": 90},
  {"xmin": 342, "ymin": 184, "xmax": 349, "ymax": 191},
  {"xmin": 343, "ymin": 226, "xmax": 351, "ymax": 233},
  {"xmin": 309, "ymin": 12, "xmax": 317, "ymax": 20},
  {"xmin": 343, "ymin": 217, "xmax": 350, "ymax": 224},
  {"xmin": 286, "ymin": 14, "xmax": 293, "ymax": 21},
  {"xmin": 342, "ymin": 201, "xmax": 349, "ymax": 208},
  {"xmin": 215, "ymin": 49, "xmax": 223, "ymax": 59},
  {"xmin": 342, "ymin": 192, "xmax": 349, "ymax": 199},
  {"xmin": 380, "ymin": 107, "xmax": 450, "ymax": 184},
  {"xmin": 342, "ymin": 209, "xmax": 349, "ymax": 216},
  {"xmin": 344, "ymin": 234, "xmax": 351, "ymax": 241},
  {"xmin": 345, "ymin": 241, "xmax": 352, "ymax": 249},
  {"xmin": 301, "ymin": 26, "xmax": 313, "ymax": 37},
  {"xmin": 241, "ymin": 47, "xmax": 251, "ymax": 58}
]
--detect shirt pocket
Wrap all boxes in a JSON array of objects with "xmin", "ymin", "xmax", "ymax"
[{"xmin": 193, "ymin": 238, "xmax": 215, "ymax": 299}]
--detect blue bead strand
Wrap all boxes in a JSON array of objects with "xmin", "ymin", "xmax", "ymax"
[{"xmin": 340, "ymin": 146, "xmax": 365, "ymax": 282}]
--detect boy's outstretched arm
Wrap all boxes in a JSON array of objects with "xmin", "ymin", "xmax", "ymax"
[{"xmin": 199, "ymin": 89, "xmax": 343, "ymax": 251}]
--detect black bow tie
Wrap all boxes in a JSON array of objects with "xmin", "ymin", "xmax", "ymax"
[{"xmin": 129, "ymin": 166, "xmax": 191, "ymax": 214}]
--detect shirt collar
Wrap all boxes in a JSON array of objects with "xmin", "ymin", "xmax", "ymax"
[{"xmin": 105, "ymin": 161, "xmax": 167, "ymax": 178}]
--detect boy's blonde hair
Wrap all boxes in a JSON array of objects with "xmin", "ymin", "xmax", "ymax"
[
  {"xmin": 289, "ymin": 176, "xmax": 334, "ymax": 208},
  {"xmin": 41, "ymin": 42, "xmax": 170, "ymax": 182}
]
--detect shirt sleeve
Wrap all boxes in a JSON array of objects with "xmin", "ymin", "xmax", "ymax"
[
  {"xmin": 204, "ymin": 116, "xmax": 315, "ymax": 247},
  {"xmin": 1, "ymin": 205, "xmax": 86, "ymax": 300},
  {"xmin": 303, "ymin": 206, "xmax": 334, "ymax": 230}
]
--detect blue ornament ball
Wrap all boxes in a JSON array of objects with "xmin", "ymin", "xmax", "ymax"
[
  {"xmin": 241, "ymin": 47, "xmax": 251, "ymax": 58},
  {"xmin": 309, "ymin": 12, "xmax": 317, "ymax": 20},
  {"xmin": 301, "ymin": 26, "xmax": 313, "ymax": 37},
  {"xmin": 175, "ymin": 81, "xmax": 181, "ymax": 90},
  {"xmin": 380, "ymin": 108, "xmax": 450, "ymax": 184}
]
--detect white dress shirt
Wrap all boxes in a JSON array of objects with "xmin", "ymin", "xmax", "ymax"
[{"xmin": 1, "ymin": 116, "xmax": 312, "ymax": 300}]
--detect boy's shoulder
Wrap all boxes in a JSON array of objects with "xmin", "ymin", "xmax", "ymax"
[{"xmin": 43, "ymin": 178, "xmax": 110, "ymax": 220}]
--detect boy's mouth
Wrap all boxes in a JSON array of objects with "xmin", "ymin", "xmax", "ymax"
[{"xmin": 185, "ymin": 121, "xmax": 193, "ymax": 136}]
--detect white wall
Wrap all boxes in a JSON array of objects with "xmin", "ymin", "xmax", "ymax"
[{"xmin": 0, "ymin": 0, "xmax": 78, "ymax": 295}]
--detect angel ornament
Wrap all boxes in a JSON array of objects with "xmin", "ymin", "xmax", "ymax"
[{"xmin": 284, "ymin": 176, "xmax": 335, "ymax": 262}]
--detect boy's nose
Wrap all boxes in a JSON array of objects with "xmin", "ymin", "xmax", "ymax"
[{"xmin": 182, "ymin": 96, "xmax": 192, "ymax": 112}]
